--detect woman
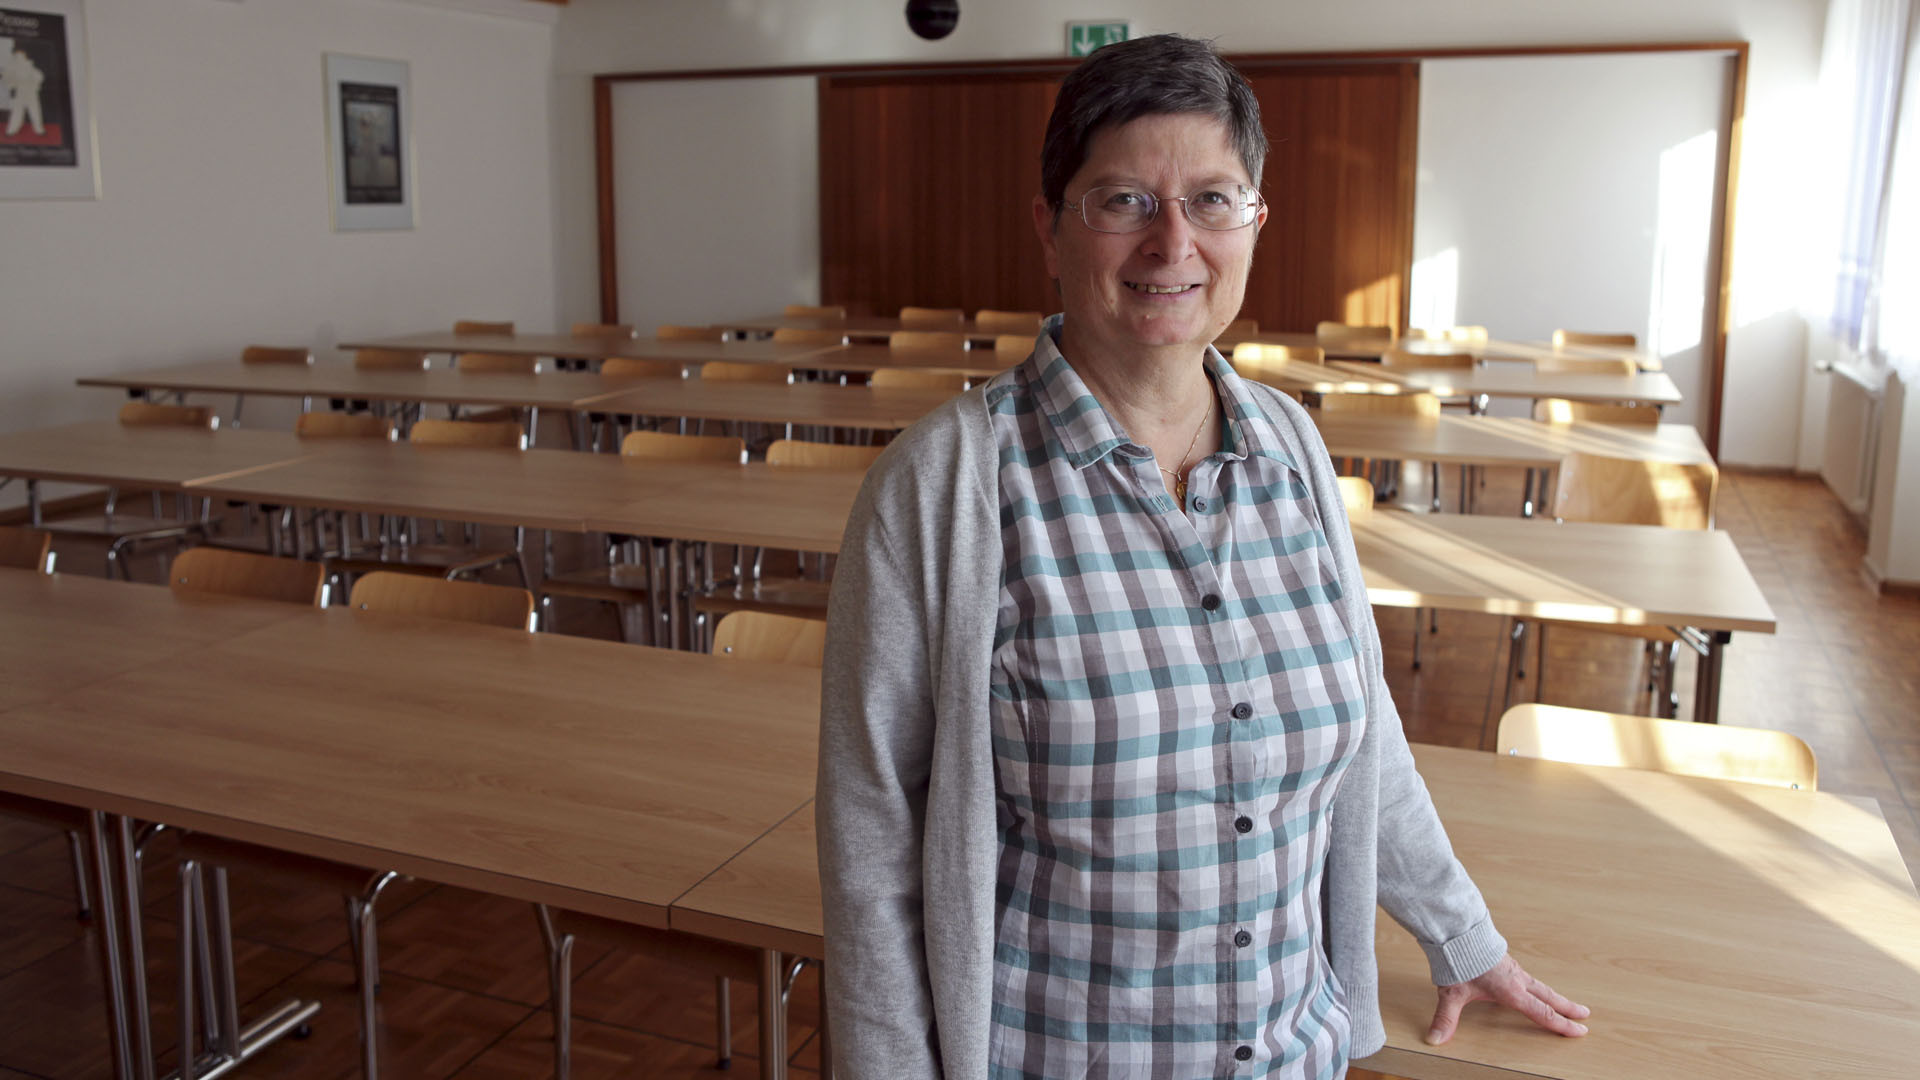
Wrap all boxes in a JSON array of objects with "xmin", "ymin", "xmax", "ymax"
[{"xmin": 818, "ymin": 34, "xmax": 1587, "ymax": 1079}]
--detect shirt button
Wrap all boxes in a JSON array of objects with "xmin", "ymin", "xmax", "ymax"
[
  {"xmin": 1234, "ymin": 815, "xmax": 1253, "ymax": 833},
  {"xmin": 1230, "ymin": 702, "xmax": 1252, "ymax": 720},
  {"xmin": 1201, "ymin": 593, "xmax": 1221, "ymax": 611},
  {"xmin": 1192, "ymin": 496, "xmax": 1207, "ymax": 510},
  {"xmin": 1235, "ymin": 1045, "xmax": 1254, "ymax": 1061},
  {"xmin": 1234, "ymin": 929, "xmax": 1252, "ymax": 948}
]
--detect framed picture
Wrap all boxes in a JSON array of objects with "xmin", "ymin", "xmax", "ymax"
[
  {"xmin": 323, "ymin": 52, "xmax": 412, "ymax": 231},
  {"xmin": 0, "ymin": 0, "xmax": 99, "ymax": 199}
]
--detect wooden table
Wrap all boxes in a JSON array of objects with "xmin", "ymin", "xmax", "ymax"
[
  {"xmin": 0, "ymin": 421, "xmax": 313, "ymax": 527},
  {"xmin": 675, "ymin": 745, "xmax": 1920, "ymax": 1079},
  {"xmin": 1351, "ymin": 511, "xmax": 1773, "ymax": 722},
  {"xmin": 1326, "ymin": 361, "xmax": 1684, "ymax": 408},
  {"xmin": 337, "ymin": 331, "xmax": 845, "ymax": 369},
  {"xmin": 1477, "ymin": 338, "xmax": 1664, "ymax": 372},
  {"xmin": 714, "ymin": 313, "xmax": 1010, "ymax": 343},
  {"xmin": 590, "ymin": 378, "xmax": 957, "ymax": 431}
]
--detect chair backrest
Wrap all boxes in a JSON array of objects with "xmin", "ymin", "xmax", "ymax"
[
  {"xmin": 348, "ymin": 571, "xmax": 535, "ymax": 631},
  {"xmin": 1316, "ymin": 321, "xmax": 1397, "ymax": 346},
  {"xmin": 571, "ymin": 322, "xmax": 635, "ymax": 338},
  {"xmin": 455, "ymin": 352, "xmax": 541, "ymax": 375},
  {"xmin": 1532, "ymin": 398, "xmax": 1659, "ymax": 425},
  {"xmin": 1408, "ymin": 325, "xmax": 1489, "ymax": 344},
  {"xmin": 1497, "ymin": 703, "xmax": 1817, "ymax": 791},
  {"xmin": 1215, "ymin": 318, "xmax": 1259, "ymax": 342},
  {"xmin": 711, "ymin": 611, "xmax": 828, "ymax": 667},
  {"xmin": 241, "ymin": 345, "xmax": 313, "ymax": 366},
  {"xmin": 601, "ymin": 356, "xmax": 688, "ymax": 379},
  {"xmin": 408, "ymin": 418, "xmax": 526, "ymax": 449},
  {"xmin": 889, "ymin": 330, "xmax": 970, "ymax": 351},
  {"xmin": 119, "ymin": 402, "xmax": 218, "ymax": 429},
  {"xmin": 0, "ymin": 525, "xmax": 53, "ymax": 573},
  {"xmin": 1381, "ymin": 346, "xmax": 1474, "ymax": 371},
  {"xmin": 295, "ymin": 412, "xmax": 396, "ymax": 440},
  {"xmin": 1233, "ymin": 341, "xmax": 1324, "ymax": 365},
  {"xmin": 973, "ymin": 309, "xmax": 1042, "ymax": 336},
  {"xmin": 1316, "ymin": 393, "xmax": 1440, "ymax": 418},
  {"xmin": 168, "ymin": 547, "xmax": 326, "ymax": 607},
  {"xmin": 994, "ymin": 334, "xmax": 1035, "ymax": 360},
  {"xmin": 620, "ymin": 430, "xmax": 747, "ymax": 463},
  {"xmin": 655, "ymin": 324, "xmax": 728, "ymax": 343},
  {"xmin": 870, "ymin": 368, "xmax": 968, "ymax": 392},
  {"xmin": 898, "ymin": 306, "xmax": 965, "ymax": 329},
  {"xmin": 771, "ymin": 327, "xmax": 849, "ymax": 346},
  {"xmin": 453, "ymin": 320, "xmax": 514, "ymax": 336},
  {"xmin": 1553, "ymin": 329, "xmax": 1637, "ymax": 348},
  {"xmin": 354, "ymin": 347, "xmax": 430, "ymax": 371},
  {"xmin": 700, "ymin": 361, "xmax": 793, "ymax": 384},
  {"xmin": 1335, "ymin": 476, "xmax": 1375, "ymax": 518},
  {"xmin": 766, "ymin": 439, "xmax": 886, "ymax": 471},
  {"xmin": 783, "ymin": 304, "xmax": 847, "ymax": 320},
  {"xmin": 1553, "ymin": 452, "xmax": 1716, "ymax": 529},
  {"xmin": 1533, "ymin": 354, "xmax": 1637, "ymax": 376}
]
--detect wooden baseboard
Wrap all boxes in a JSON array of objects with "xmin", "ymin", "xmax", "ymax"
[
  {"xmin": 0, "ymin": 490, "xmax": 112, "ymax": 526},
  {"xmin": 1859, "ymin": 557, "xmax": 1920, "ymax": 599}
]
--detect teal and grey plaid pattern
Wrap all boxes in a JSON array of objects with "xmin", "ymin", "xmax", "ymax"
[{"xmin": 984, "ymin": 335, "xmax": 1368, "ymax": 1079}]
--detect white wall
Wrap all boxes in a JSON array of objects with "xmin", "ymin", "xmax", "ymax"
[
  {"xmin": 610, "ymin": 77, "xmax": 817, "ymax": 332},
  {"xmin": 550, "ymin": 0, "xmax": 1828, "ymax": 467},
  {"xmin": 1411, "ymin": 53, "xmax": 1730, "ymax": 432},
  {"xmin": 0, "ymin": 0, "xmax": 558, "ymax": 503}
]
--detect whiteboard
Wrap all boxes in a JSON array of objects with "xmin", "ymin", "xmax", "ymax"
[{"xmin": 1410, "ymin": 52, "xmax": 1732, "ymax": 429}]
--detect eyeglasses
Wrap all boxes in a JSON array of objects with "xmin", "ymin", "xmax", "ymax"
[{"xmin": 1062, "ymin": 183, "xmax": 1265, "ymax": 234}]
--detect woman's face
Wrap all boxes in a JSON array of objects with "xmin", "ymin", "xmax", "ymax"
[{"xmin": 1034, "ymin": 112, "xmax": 1266, "ymax": 359}]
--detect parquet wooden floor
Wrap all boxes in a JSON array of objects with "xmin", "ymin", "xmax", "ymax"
[{"xmin": 1, "ymin": 467, "xmax": 1914, "ymax": 1077}]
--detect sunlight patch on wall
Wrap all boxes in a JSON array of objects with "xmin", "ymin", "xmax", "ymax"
[
  {"xmin": 1408, "ymin": 246, "xmax": 1460, "ymax": 333},
  {"xmin": 1648, "ymin": 130, "xmax": 1717, "ymax": 357}
]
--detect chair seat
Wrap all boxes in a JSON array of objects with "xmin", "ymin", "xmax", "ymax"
[
  {"xmin": 691, "ymin": 577, "xmax": 832, "ymax": 620},
  {"xmin": 330, "ymin": 543, "xmax": 516, "ymax": 579},
  {"xmin": 540, "ymin": 563, "xmax": 655, "ymax": 604}
]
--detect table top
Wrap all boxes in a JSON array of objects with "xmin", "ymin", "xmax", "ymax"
[
  {"xmin": 716, "ymin": 313, "xmax": 1009, "ymax": 343},
  {"xmin": 1479, "ymin": 339, "xmax": 1664, "ymax": 372},
  {"xmin": 593, "ymin": 378, "xmax": 959, "ymax": 430},
  {"xmin": 0, "ymin": 420, "xmax": 312, "ymax": 489},
  {"xmin": 1327, "ymin": 362, "xmax": 1684, "ymax": 407},
  {"xmin": 1312, "ymin": 414, "xmax": 1710, "ymax": 470},
  {"xmin": 668, "ymin": 744, "xmax": 1920, "ymax": 1079},
  {"xmin": 80, "ymin": 360, "xmax": 669, "ymax": 411},
  {"xmin": 0, "ymin": 590, "xmax": 823, "ymax": 929},
  {"xmin": 336, "ymin": 331, "xmax": 845, "ymax": 368},
  {"xmin": 1351, "ymin": 512, "xmax": 1776, "ymax": 633}
]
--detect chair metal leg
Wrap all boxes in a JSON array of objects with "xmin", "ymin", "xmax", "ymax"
[
  {"xmin": 716, "ymin": 976, "xmax": 733, "ymax": 1069},
  {"xmin": 533, "ymin": 904, "xmax": 574, "ymax": 1080},
  {"xmin": 758, "ymin": 950, "xmax": 787, "ymax": 1080},
  {"xmin": 178, "ymin": 860, "xmax": 200, "ymax": 1080},
  {"xmin": 114, "ymin": 817, "xmax": 154, "ymax": 1080},
  {"xmin": 65, "ymin": 829, "xmax": 91, "ymax": 919},
  {"xmin": 1411, "ymin": 608, "xmax": 1422, "ymax": 671}
]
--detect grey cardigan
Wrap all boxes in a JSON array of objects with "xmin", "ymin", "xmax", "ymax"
[{"xmin": 817, "ymin": 373, "xmax": 1508, "ymax": 1079}]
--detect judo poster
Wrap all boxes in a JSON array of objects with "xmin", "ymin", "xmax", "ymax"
[
  {"xmin": 0, "ymin": 0, "xmax": 96, "ymax": 198},
  {"xmin": 325, "ymin": 52, "xmax": 413, "ymax": 231}
]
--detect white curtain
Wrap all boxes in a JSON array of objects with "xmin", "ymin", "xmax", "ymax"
[{"xmin": 1815, "ymin": 0, "xmax": 1920, "ymax": 386}]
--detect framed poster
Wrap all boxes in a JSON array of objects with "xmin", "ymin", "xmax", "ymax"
[
  {"xmin": 324, "ymin": 52, "xmax": 412, "ymax": 231},
  {"xmin": 0, "ymin": 0, "xmax": 99, "ymax": 199}
]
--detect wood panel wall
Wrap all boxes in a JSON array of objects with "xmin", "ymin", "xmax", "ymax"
[{"xmin": 815, "ymin": 61, "xmax": 1419, "ymax": 333}]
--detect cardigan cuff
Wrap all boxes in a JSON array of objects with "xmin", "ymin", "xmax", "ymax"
[{"xmin": 1421, "ymin": 916, "xmax": 1507, "ymax": 986}]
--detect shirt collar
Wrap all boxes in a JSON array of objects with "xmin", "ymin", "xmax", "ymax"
[{"xmin": 1021, "ymin": 314, "xmax": 1300, "ymax": 476}]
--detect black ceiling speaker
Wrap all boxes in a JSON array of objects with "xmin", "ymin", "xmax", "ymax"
[{"xmin": 906, "ymin": 0, "xmax": 960, "ymax": 40}]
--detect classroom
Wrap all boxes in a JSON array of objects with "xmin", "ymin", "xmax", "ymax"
[{"xmin": 1, "ymin": 0, "xmax": 1917, "ymax": 1077}]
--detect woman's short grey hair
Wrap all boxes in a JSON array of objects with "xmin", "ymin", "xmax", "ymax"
[{"xmin": 1040, "ymin": 34, "xmax": 1268, "ymax": 216}]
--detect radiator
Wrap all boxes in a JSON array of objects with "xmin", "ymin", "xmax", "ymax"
[{"xmin": 1820, "ymin": 361, "xmax": 1883, "ymax": 515}]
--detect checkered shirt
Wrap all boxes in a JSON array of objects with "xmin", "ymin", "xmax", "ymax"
[{"xmin": 985, "ymin": 333, "xmax": 1369, "ymax": 1080}]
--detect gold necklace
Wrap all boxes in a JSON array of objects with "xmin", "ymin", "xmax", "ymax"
[{"xmin": 1157, "ymin": 392, "xmax": 1213, "ymax": 506}]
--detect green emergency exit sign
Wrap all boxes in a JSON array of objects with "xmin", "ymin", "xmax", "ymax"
[{"xmin": 1067, "ymin": 21, "xmax": 1129, "ymax": 57}]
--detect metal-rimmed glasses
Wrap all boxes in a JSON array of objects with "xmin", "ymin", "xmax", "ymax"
[{"xmin": 1061, "ymin": 183, "xmax": 1265, "ymax": 234}]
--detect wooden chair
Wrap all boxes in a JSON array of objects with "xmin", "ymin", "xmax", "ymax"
[
  {"xmin": 169, "ymin": 547, "xmax": 327, "ymax": 607},
  {"xmin": 603, "ymin": 357, "xmax": 687, "ymax": 379},
  {"xmin": 765, "ymin": 439, "xmax": 886, "ymax": 470},
  {"xmin": 352, "ymin": 347, "xmax": 430, "ymax": 371},
  {"xmin": 889, "ymin": 330, "xmax": 970, "ymax": 352},
  {"xmin": 771, "ymin": 327, "xmax": 848, "ymax": 346},
  {"xmin": 453, "ymin": 320, "xmax": 514, "ymax": 336},
  {"xmin": 323, "ymin": 420, "xmax": 531, "ymax": 593},
  {"xmin": 1380, "ymin": 346, "xmax": 1474, "ymax": 371},
  {"xmin": 1553, "ymin": 329, "xmax": 1637, "ymax": 348},
  {"xmin": 1503, "ymin": 452, "xmax": 1719, "ymax": 717},
  {"xmin": 995, "ymin": 334, "xmax": 1036, "ymax": 362},
  {"xmin": 1215, "ymin": 318, "xmax": 1259, "ymax": 343},
  {"xmin": 1315, "ymin": 321, "xmax": 1397, "ymax": 349},
  {"xmin": 1533, "ymin": 398, "xmax": 1659, "ymax": 425},
  {"xmin": 655, "ymin": 324, "xmax": 727, "ymax": 343},
  {"xmin": 699, "ymin": 361, "xmax": 792, "ymax": 384},
  {"xmin": 455, "ymin": 352, "xmax": 540, "ymax": 375},
  {"xmin": 870, "ymin": 368, "xmax": 968, "ymax": 392},
  {"xmin": 1233, "ymin": 340, "xmax": 1324, "ymax": 366},
  {"xmin": 538, "ymin": 608, "xmax": 828, "ymax": 1077},
  {"xmin": 1497, "ymin": 703, "xmax": 1817, "ymax": 790},
  {"xmin": 570, "ymin": 322, "xmax": 635, "ymax": 338},
  {"xmin": 1408, "ymin": 325, "xmax": 1489, "ymax": 344},
  {"xmin": 39, "ymin": 403, "xmax": 220, "ymax": 578},
  {"xmin": 973, "ymin": 309, "xmax": 1042, "ymax": 336},
  {"xmin": 0, "ymin": 525, "xmax": 53, "ymax": 573},
  {"xmin": 1316, "ymin": 392, "xmax": 1440, "ymax": 418},
  {"xmin": 1335, "ymin": 476, "xmax": 1375, "ymax": 518},
  {"xmin": 783, "ymin": 304, "xmax": 846, "ymax": 319},
  {"xmin": 295, "ymin": 412, "xmax": 396, "ymax": 439},
  {"xmin": 1534, "ymin": 353, "xmax": 1637, "ymax": 376},
  {"xmin": 539, "ymin": 431, "xmax": 746, "ymax": 641},
  {"xmin": 348, "ymin": 570, "xmax": 536, "ymax": 631},
  {"xmin": 899, "ymin": 306, "xmax": 965, "ymax": 329}
]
